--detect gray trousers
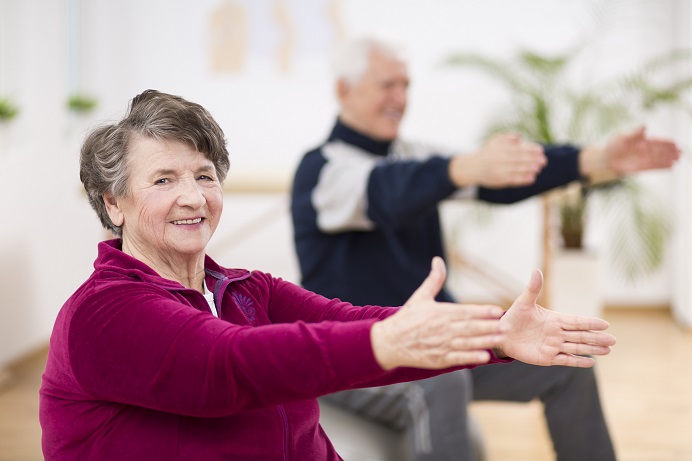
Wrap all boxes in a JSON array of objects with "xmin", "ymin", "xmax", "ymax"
[{"xmin": 321, "ymin": 360, "xmax": 616, "ymax": 461}]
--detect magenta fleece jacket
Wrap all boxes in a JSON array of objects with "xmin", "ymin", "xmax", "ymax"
[{"xmin": 40, "ymin": 239, "xmax": 510, "ymax": 460}]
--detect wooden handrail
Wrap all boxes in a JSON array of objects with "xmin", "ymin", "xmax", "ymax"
[
  {"xmin": 447, "ymin": 245, "xmax": 524, "ymax": 306},
  {"xmin": 208, "ymin": 194, "xmax": 289, "ymax": 254},
  {"xmin": 222, "ymin": 169, "xmax": 291, "ymax": 194}
]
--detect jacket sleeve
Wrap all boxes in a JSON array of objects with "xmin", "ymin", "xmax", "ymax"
[
  {"xmin": 312, "ymin": 142, "xmax": 458, "ymax": 232},
  {"xmin": 68, "ymin": 279, "xmax": 492, "ymax": 419},
  {"xmin": 366, "ymin": 156, "xmax": 459, "ymax": 229},
  {"xmin": 477, "ymin": 144, "xmax": 582, "ymax": 204},
  {"xmin": 263, "ymin": 274, "xmax": 512, "ymax": 390}
]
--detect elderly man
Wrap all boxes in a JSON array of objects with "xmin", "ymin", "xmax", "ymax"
[{"xmin": 291, "ymin": 37, "xmax": 679, "ymax": 461}]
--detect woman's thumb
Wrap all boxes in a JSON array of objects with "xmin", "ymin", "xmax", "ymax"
[
  {"xmin": 514, "ymin": 268, "xmax": 543, "ymax": 306},
  {"xmin": 403, "ymin": 257, "xmax": 447, "ymax": 307}
]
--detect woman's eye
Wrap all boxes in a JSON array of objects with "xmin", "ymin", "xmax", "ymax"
[{"xmin": 155, "ymin": 178, "xmax": 169, "ymax": 185}]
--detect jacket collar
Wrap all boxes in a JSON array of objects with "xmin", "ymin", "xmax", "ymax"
[
  {"xmin": 328, "ymin": 118, "xmax": 393, "ymax": 157},
  {"xmin": 95, "ymin": 239, "xmax": 251, "ymax": 290}
]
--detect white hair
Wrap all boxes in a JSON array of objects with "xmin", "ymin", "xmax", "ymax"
[{"xmin": 330, "ymin": 37, "xmax": 408, "ymax": 85}]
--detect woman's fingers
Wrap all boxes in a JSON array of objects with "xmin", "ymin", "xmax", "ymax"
[
  {"xmin": 435, "ymin": 303, "xmax": 506, "ymax": 321},
  {"xmin": 417, "ymin": 333, "xmax": 505, "ymax": 369},
  {"xmin": 559, "ymin": 329, "xmax": 617, "ymax": 347},
  {"xmin": 439, "ymin": 350, "xmax": 493, "ymax": 368},
  {"xmin": 559, "ymin": 342, "xmax": 613, "ymax": 357},
  {"xmin": 560, "ymin": 315, "xmax": 611, "ymax": 332},
  {"xmin": 447, "ymin": 332, "xmax": 506, "ymax": 352},
  {"xmin": 549, "ymin": 354, "xmax": 597, "ymax": 368},
  {"xmin": 444, "ymin": 318, "xmax": 505, "ymax": 341}
]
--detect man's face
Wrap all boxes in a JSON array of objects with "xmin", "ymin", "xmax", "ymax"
[{"xmin": 338, "ymin": 49, "xmax": 409, "ymax": 141}]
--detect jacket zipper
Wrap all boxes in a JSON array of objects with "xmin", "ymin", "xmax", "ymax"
[{"xmin": 207, "ymin": 269, "xmax": 250, "ymax": 317}]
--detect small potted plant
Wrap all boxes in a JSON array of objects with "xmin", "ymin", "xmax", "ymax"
[
  {"xmin": 67, "ymin": 93, "xmax": 98, "ymax": 113},
  {"xmin": 0, "ymin": 97, "xmax": 19, "ymax": 122}
]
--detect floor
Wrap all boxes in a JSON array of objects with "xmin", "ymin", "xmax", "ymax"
[
  {"xmin": 469, "ymin": 308, "xmax": 692, "ymax": 461},
  {"xmin": 0, "ymin": 308, "xmax": 690, "ymax": 461}
]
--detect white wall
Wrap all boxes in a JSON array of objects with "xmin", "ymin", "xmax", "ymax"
[
  {"xmin": 672, "ymin": 0, "xmax": 692, "ymax": 328},
  {"xmin": 0, "ymin": 0, "xmax": 103, "ymax": 368},
  {"xmin": 1, "ymin": 0, "xmax": 690, "ymax": 369}
]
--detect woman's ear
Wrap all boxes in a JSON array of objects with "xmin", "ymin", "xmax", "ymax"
[{"xmin": 103, "ymin": 194, "xmax": 124, "ymax": 227}]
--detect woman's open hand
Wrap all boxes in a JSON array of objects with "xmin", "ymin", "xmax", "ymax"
[
  {"xmin": 498, "ymin": 269, "xmax": 616, "ymax": 368},
  {"xmin": 370, "ymin": 259, "xmax": 617, "ymax": 372},
  {"xmin": 370, "ymin": 257, "xmax": 506, "ymax": 371}
]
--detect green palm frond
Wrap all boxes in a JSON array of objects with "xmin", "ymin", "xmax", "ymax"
[
  {"xmin": 614, "ymin": 49, "xmax": 692, "ymax": 108},
  {"xmin": 598, "ymin": 179, "xmax": 672, "ymax": 281},
  {"xmin": 442, "ymin": 43, "xmax": 690, "ymax": 281},
  {"xmin": 566, "ymin": 92, "xmax": 633, "ymax": 141},
  {"xmin": 518, "ymin": 49, "xmax": 572, "ymax": 79},
  {"xmin": 631, "ymin": 49, "xmax": 691, "ymax": 78},
  {"xmin": 443, "ymin": 53, "xmax": 531, "ymax": 95},
  {"xmin": 482, "ymin": 109, "xmax": 544, "ymax": 142}
]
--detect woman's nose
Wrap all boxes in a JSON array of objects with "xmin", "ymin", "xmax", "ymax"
[{"xmin": 177, "ymin": 178, "xmax": 206, "ymax": 207}]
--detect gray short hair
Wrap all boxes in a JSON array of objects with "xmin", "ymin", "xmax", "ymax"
[
  {"xmin": 330, "ymin": 37, "xmax": 407, "ymax": 85},
  {"xmin": 80, "ymin": 89, "xmax": 230, "ymax": 236}
]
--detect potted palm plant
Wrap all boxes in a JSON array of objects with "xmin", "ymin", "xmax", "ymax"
[{"xmin": 444, "ymin": 47, "xmax": 691, "ymax": 310}]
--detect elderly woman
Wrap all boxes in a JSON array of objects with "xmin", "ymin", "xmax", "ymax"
[{"xmin": 39, "ymin": 90, "xmax": 615, "ymax": 461}]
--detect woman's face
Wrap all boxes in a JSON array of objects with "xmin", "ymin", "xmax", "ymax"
[{"xmin": 105, "ymin": 136, "xmax": 223, "ymax": 261}]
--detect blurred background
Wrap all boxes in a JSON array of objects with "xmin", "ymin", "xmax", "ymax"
[{"xmin": 0, "ymin": 1, "xmax": 691, "ymax": 458}]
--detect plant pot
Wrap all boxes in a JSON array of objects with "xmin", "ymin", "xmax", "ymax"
[{"xmin": 548, "ymin": 249, "xmax": 602, "ymax": 318}]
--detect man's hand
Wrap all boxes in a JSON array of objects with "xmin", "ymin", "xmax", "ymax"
[
  {"xmin": 498, "ymin": 269, "xmax": 616, "ymax": 368},
  {"xmin": 449, "ymin": 133, "xmax": 547, "ymax": 189},
  {"xmin": 579, "ymin": 126, "xmax": 681, "ymax": 178},
  {"xmin": 370, "ymin": 257, "xmax": 506, "ymax": 371}
]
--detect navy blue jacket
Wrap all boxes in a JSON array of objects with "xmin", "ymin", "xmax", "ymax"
[{"xmin": 290, "ymin": 120, "xmax": 580, "ymax": 307}]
